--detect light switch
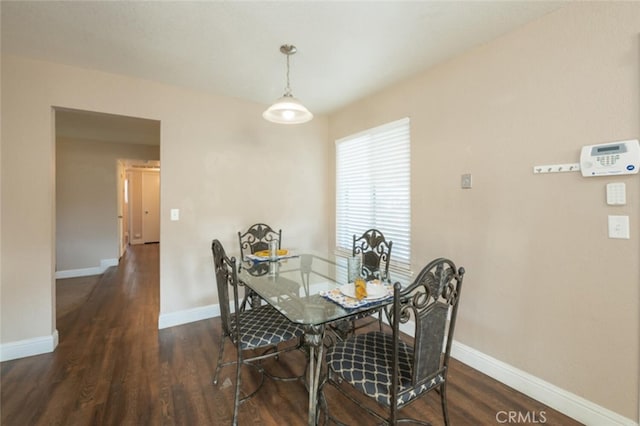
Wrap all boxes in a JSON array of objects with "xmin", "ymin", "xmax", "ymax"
[
  {"xmin": 461, "ymin": 173, "xmax": 472, "ymax": 189},
  {"xmin": 170, "ymin": 209, "xmax": 180, "ymax": 221},
  {"xmin": 608, "ymin": 215, "xmax": 629, "ymax": 239}
]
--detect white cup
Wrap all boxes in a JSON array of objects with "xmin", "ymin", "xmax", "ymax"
[{"xmin": 347, "ymin": 256, "xmax": 361, "ymax": 283}]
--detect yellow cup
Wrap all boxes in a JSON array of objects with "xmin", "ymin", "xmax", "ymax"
[{"xmin": 354, "ymin": 277, "xmax": 367, "ymax": 300}]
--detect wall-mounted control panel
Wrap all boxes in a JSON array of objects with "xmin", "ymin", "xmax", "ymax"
[
  {"xmin": 606, "ymin": 182, "xmax": 626, "ymax": 205},
  {"xmin": 580, "ymin": 139, "xmax": 640, "ymax": 177}
]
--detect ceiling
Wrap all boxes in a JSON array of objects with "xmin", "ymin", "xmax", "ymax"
[{"xmin": 2, "ymin": 1, "xmax": 567, "ymax": 117}]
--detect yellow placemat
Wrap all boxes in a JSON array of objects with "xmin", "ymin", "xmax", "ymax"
[{"xmin": 254, "ymin": 249, "xmax": 288, "ymax": 257}]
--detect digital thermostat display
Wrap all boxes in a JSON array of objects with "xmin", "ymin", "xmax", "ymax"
[{"xmin": 593, "ymin": 144, "xmax": 625, "ymax": 154}]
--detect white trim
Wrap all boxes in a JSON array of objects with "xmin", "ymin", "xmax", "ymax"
[
  {"xmin": 451, "ymin": 341, "xmax": 636, "ymax": 426},
  {"xmin": 0, "ymin": 330, "xmax": 59, "ymax": 362},
  {"xmin": 158, "ymin": 304, "xmax": 220, "ymax": 329},
  {"xmin": 100, "ymin": 258, "xmax": 118, "ymax": 269},
  {"xmin": 55, "ymin": 258, "xmax": 118, "ymax": 279},
  {"xmin": 158, "ymin": 300, "xmax": 247, "ymax": 330},
  {"xmin": 55, "ymin": 266, "xmax": 102, "ymax": 279}
]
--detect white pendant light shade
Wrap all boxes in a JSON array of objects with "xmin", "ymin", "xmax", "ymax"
[
  {"xmin": 262, "ymin": 94, "xmax": 313, "ymax": 124},
  {"xmin": 263, "ymin": 44, "xmax": 313, "ymax": 124}
]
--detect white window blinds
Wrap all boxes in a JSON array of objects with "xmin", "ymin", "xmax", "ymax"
[{"xmin": 335, "ymin": 117, "xmax": 411, "ymax": 271}]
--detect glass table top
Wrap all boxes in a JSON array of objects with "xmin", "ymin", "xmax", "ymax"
[{"xmin": 237, "ymin": 252, "xmax": 410, "ymax": 326}]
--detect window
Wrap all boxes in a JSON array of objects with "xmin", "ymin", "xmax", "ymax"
[{"xmin": 335, "ymin": 117, "xmax": 411, "ymax": 271}]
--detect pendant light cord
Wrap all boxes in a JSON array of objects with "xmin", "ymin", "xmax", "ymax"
[{"xmin": 284, "ymin": 53, "xmax": 292, "ymax": 97}]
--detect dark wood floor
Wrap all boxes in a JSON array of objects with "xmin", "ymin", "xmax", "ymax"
[{"xmin": 1, "ymin": 244, "xmax": 582, "ymax": 425}]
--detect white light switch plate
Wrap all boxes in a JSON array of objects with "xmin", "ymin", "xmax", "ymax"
[
  {"xmin": 461, "ymin": 173, "xmax": 472, "ymax": 189},
  {"xmin": 170, "ymin": 209, "xmax": 180, "ymax": 221},
  {"xmin": 608, "ymin": 215, "xmax": 629, "ymax": 239}
]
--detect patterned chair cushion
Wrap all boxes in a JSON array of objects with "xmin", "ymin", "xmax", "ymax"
[
  {"xmin": 327, "ymin": 331, "xmax": 444, "ymax": 407},
  {"xmin": 232, "ymin": 304, "xmax": 303, "ymax": 350}
]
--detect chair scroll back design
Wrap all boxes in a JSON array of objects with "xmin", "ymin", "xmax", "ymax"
[
  {"xmin": 238, "ymin": 223, "xmax": 281, "ymax": 260},
  {"xmin": 237, "ymin": 223, "xmax": 282, "ymax": 310},
  {"xmin": 352, "ymin": 228, "xmax": 393, "ymax": 281}
]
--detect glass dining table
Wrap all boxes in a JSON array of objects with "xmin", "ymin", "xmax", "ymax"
[{"xmin": 237, "ymin": 252, "xmax": 409, "ymax": 426}]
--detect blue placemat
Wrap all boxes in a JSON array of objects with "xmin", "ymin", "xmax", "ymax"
[{"xmin": 320, "ymin": 285, "xmax": 392, "ymax": 310}]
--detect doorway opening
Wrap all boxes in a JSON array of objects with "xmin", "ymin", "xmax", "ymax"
[{"xmin": 54, "ymin": 107, "xmax": 160, "ymax": 324}]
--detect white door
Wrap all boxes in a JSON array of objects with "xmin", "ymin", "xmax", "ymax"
[
  {"xmin": 142, "ymin": 171, "xmax": 160, "ymax": 243},
  {"xmin": 117, "ymin": 161, "xmax": 127, "ymax": 257}
]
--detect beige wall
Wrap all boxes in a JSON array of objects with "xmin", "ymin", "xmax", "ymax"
[
  {"xmin": 1, "ymin": 54, "xmax": 329, "ymax": 344},
  {"xmin": 56, "ymin": 137, "xmax": 159, "ymax": 271},
  {"xmin": 329, "ymin": 2, "xmax": 638, "ymax": 420}
]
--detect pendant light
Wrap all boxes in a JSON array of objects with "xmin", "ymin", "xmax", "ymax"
[{"xmin": 263, "ymin": 44, "xmax": 313, "ymax": 124}]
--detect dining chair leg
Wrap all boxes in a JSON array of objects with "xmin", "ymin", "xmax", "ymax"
[
  {"xmin": 213, "ymin": 338, "xmax": 226, "ymax": 384},
  {"xmin": 440, "ymin": 382, "xmax": 450, "ymax": 426},
  {"xmin": 232, "ymin": 353, "xmax": 242, "ymax": 426}
]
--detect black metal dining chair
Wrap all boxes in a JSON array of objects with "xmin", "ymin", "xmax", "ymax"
[
  {"xmin": 322, "ymin": 257, "xmax": 465, "ymax": 425},
  {"xmin": 237, "ymin": 223, "xmax": 282, "ymax": 310},
  {"xmin": 351, "ymin": 228, "xmax": 394, "ymax": 334},
  {"xmin": 211, "ymin": 239, "xmax": 304, "ymax": 426},
  {"xmin": 353, "ymin": 228, "xmax": 393, "ymax": 282},
  {"xmin": 328, "ymin": 229, "xmax": 394, "ymax": 341}
]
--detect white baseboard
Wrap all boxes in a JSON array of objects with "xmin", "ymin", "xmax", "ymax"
[
  {"xmin": 451, "ymin": 341, "xmax": 636, "ymax": 426},
  {"xmin": 55, "ymin": 266, "xmax": 102, "ymax": 279},
  {"xmin": 158, "ymin": 304, "xmax": 220, "ymax": 329},
  {"xmin": 100, "ymin": 258, "xmax": 118, "ymax": 269},
  {"xmin": 158, "ymin": 299, "xmax": 247, "ymax": 330},
  {"xmin": 0, "ymin": 330, "xmax": 59, "ymax": 362},
  {"xmin": 55, "ymin": 258, "xmax": 118, "ymax": 279}
]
